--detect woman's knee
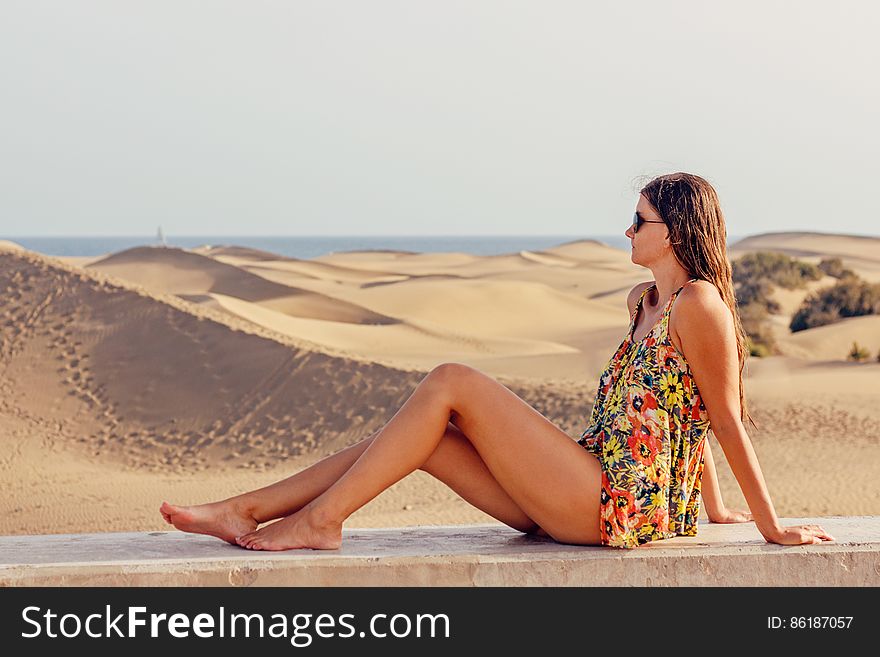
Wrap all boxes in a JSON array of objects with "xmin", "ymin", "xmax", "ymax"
[
  {"xmin": 428, "ymin": 362, "xmax": 475, "ymax": 383},
  {"xmin": 423, "ymin": 362, "xmax": 477, "ymax": 399}
]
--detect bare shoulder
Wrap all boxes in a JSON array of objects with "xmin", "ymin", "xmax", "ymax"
[
  {"xmin": 677, "ymin": 280, "xmax": 728, "ymax": 313},
  {"xmin": 671, "ymin": 280, "xmax": 733, "ymax": 342},
  {"xmin": 626, "ymin": 280, "xmax": 656, "ymax": 316}
]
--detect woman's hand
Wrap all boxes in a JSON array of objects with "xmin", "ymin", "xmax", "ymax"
[
  {"xmin": 708, "ymin": 507, "xmax": 753, "ymax": 524},
  {"xmin": 762, "ymin": 524, "xmax": 836, "ymax": 546}
]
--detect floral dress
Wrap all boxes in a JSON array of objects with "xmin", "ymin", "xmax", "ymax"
[{"xmin": 577, "ymin": 278, "xmax": 710, "ymax": 548}]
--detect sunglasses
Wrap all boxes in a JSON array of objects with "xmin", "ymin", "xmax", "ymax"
[{"xmin": 632, "ymin": 212, "xmax": 665, "ymax": 233}]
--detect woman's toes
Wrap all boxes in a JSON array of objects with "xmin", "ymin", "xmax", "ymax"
[{"xmin": 159, "ymin": 503, "xmax": 177, "ymax": 524}]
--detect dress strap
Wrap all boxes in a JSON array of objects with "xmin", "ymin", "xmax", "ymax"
[
  {"xmin": 671, "ymin": 277, "xmax": 699, "ymax": 298},
  {"xmin": 630, "ymin": 278, "xmax": 699, "ymax": 339},
  {"xmin": 658, "ymin": 277, "xmax": 699, "ymax": 334},
  {"xmin": 667, "ymin": 277, "xmax": 699, "ymax": 311}
]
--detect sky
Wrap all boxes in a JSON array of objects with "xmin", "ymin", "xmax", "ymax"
[{"xmin": 1, "ymin": 1, "xmax": 878, "ymax": 238}]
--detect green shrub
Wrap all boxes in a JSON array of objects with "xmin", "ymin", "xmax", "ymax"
[
  {"xmin": 732, "ymin": 252, "xmax": 822, "ymax": 290},
  {"xmin": 729, "ymin": 251, "xmax": 825, "ymax": 352},
  {"xmin": 848, "ymin": 341, "xmax": 870, "ymax": 362},
  {"xmin": 732, "ymin": 251, "xmax": 824, "ymax": 315},
  {"xmin": 731, "ymin": 251, "xmax": 877, "ymax": 341},
  {"xmin": 747, "ymin": 338, "xmax": 772, "ymax": 358},
  {"xmin": 735, "ymin": 279, "xmax": 781, "ymax": 313},
  {"xmin": 739, "ymin": 304, "xmax": 777, "ymax": 357},
  {"xmin": 818, "ymin": 257, "xmax": 856, "ymax": 279},
  {"xmin": 790, "ymin": 277, "xmax": 880, "ymax": 332}
]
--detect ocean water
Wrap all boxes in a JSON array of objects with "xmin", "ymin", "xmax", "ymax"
[{"xmin": 3, "ymin": 235, "xmax": 744, "ymax": 259}]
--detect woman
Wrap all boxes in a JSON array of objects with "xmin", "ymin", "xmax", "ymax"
[{"xmin": 160, "ymin": 172, "xmax": 835, "ymax": 550}]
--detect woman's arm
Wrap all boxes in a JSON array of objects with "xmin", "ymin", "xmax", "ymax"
[
  {"xmin": 675, "ymin": 283, "xmax": 835, "ymax": 545},
  {"xmin": 708, "ymin": 413, "xmax": 833, "ymax": 543},
  {"xmin": 700, "ymin": 438, "xmax": 752, "ymax": 523}
]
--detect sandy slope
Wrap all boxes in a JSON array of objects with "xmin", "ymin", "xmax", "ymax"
[
  {"xmin": 1, "ymin": 233, "xmax": 878, "ymax": 539},
  {"xmin": 730, "ymin": 231, "xmax": 880, "ymax": 281},
  {"xmin": 729, "ymin": 232, "xmax": 880, "ymax": 359}
]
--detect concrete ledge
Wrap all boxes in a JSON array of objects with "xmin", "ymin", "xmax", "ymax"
[{"xmin": 1, "ymin": 516, "xmax": 878, "ymax": 586}]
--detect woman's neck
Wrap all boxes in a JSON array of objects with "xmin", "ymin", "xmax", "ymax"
[{"xmin": 648, "ymin": 274, "xmax": 694, "ymax": 308}]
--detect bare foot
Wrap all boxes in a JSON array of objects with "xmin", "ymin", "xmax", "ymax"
[
  {"xmin": 160, "ymin": 500, "xmax": 258, "ymax": 545},
  {"xmin": 235, "ymin": 506, "xmax": 342, "ymax": 551}
]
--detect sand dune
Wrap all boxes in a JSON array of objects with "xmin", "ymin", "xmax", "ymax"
[
  {"xmin": 777, "ymin": 315, "xmax": 880, "ymax": 360},
  {"xmin": 200, "ymin": 246, "xmax": 413, "ymax": 285},
  {"xmin": 87, "ymin": 246, "xmax": 398, "ymax": 325},
  {"xmin": 192, "ymin": 245, "xmax": 295, "ymax": 261},
  {"xmin": 237, "ymin": 259, "xmax": 410, "ymax": 285},
  {"xmin": 1, "ymin": 232, "xmax": 879, "ymax": 538},
  {"xmin": 209, "ymin": 291, "xmax": 578, "ymax": 366},
  {"xmin": 313, "ymin": 249, "xmax": 480, "ymax": 275},
  {"xmin": 518, "ymin": 250, "xmax": 579, "ymax": 267},
  {"xmin": 1, "ymin": 248, "xmax": 425, "ymax": 467},
  {"xmin": 730, "ymin": 232, "xmax": 880, "ymax": 281},
  {"xmin": 0, "ymin": 240, "xmax": 26, "ymax": 252},
  {"xmin": 730, "ymin": 231, "xmax": 880, "ymax": 261},
  {"xmin": 344, "ymin": 278, "xmax": 625, "ymax": 338},
  {"xmin": 766, "ymin": 276, "xmax": 840, "ymax": 319},
  {"xmin": 81, "ymin": 243, "xmax": 640, "ymax": 375},
  {"xmin": 542, "ymin": 238, "xmax": 619, "ymax": 259}
]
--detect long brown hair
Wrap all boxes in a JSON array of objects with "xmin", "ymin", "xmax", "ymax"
[{"xmin": 638, "ymin": 172, "xmax": 758, "ymax": 432}]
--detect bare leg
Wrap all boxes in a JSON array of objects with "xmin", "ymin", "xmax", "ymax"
[
  {"xmin": 161, "ymin": 422, "xmax": 550, "ymax": 544},
  {"xmin": 236, "ymin": 364, "xmax": 601, "ymax": 550},
  {"xmin": 160, "ymin": 430, "xmax": 379, "ymax": 544}
]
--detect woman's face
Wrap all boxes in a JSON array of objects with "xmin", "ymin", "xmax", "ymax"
[{"xmin": 626, "ymin": 195, "xmax": 670, "ymax": 267}]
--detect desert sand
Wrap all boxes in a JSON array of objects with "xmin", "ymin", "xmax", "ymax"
[{"xmin": 1, "ymin": 232, "xmax": 878, "ymax": 538}]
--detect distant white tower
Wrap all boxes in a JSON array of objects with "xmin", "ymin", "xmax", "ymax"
[{"xmin": 157, "ymin": 226, "xmax": 167, "ymax": 247}]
